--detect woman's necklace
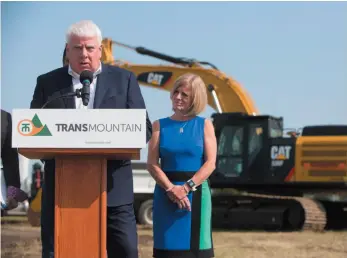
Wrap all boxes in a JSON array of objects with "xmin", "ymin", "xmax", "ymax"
[
  {"xmin": 171, "ymin": 113, "xmax": 191, "ymax": 133},
  {"xmin": 179, "ymin": 121, "xmax": 188, "ymax": 133}
]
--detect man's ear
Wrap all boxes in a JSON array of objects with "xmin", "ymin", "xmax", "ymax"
[
  {"xmin": 63, "ymin": 44, "xmax": 69, "ymax": 66},
  {"xmin": 99, "ymin": 45, "xmax": 103, "ymax": 60}
]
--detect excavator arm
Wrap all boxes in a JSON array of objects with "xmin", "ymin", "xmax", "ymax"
[{"xmin": 101, "ymin": 38, "xmax": 258, "ymax": 115}]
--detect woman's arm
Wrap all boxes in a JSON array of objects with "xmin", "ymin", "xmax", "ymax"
[
  {"xmin": 184, "ymin": 119, "xmax": 217, "ymax": 190},
  {"xmin": 146, "ymin": 120, "xmax": 175, "ymax": 191}
]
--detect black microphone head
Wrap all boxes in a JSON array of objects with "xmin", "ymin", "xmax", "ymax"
[{"xmin": 80, "ymin": 70, "xmax": 94, "ymax": 85}]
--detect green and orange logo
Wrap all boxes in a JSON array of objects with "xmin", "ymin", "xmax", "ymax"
[{"xmin": 17, "ymin": 114, "xmax": 52, "ymax": 136}]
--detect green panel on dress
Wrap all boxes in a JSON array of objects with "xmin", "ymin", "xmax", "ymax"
[{"xmin": 199, "ymin": 180, "xmax": 212, "ymax": 249}]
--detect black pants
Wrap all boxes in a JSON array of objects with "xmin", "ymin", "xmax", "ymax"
[
  {"xmin": 41, "ymin": 182, "xmax": 139, "ymax": 258},
  {"xmin": 107, "ymin": 205, "xmax": 139, "ymax": 258}
]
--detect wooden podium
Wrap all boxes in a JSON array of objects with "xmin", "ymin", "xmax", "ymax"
[
  {"xmin": 13, "ymin": 108, "xmax": 146, "ymax": 258},
  {"xmin": 19, "ymin": 148, "xmax": 140, "ymax": 258}
]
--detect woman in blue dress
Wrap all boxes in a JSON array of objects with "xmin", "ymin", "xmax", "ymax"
[{"xmin": 147, "ymin": 73, "xmax": 217, "ymax": 258}]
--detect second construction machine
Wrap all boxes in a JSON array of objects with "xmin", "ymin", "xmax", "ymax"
[{"xmin": 39, "ymin": 39, "xmax": 347, "ymax": 231}]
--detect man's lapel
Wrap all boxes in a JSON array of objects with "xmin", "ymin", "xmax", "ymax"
[
  {"xmin": 94, "ymin": 63, "xmax": 110, "ymax": 108},
  {"xmin": 59, "ymin": 66, "xmax": 76, "ymax": 108}
]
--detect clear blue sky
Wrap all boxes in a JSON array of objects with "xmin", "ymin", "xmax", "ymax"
[{"xmin": 2, "ymin": 2, "xmax": 347, "ymax": 161}]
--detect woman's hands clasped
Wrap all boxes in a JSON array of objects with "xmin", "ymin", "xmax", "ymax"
[{"xmin": 166, "ymin": 185, "xmax": 191, "ymax": 211}]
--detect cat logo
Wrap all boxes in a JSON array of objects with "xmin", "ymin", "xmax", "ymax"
[
  {"xmin": 137, "ymin": 71, "xmax": 172, "ymax": 87},
  {"xmin": 271, "ymin": 145, "xmax": 292, "ymax": 167},
  {"xmin": 147, "ymin": 73, "xmax": 164, "ymax": 86}
]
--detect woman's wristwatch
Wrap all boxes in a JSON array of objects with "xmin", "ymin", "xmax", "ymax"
[{"xmin": 186, "ymin": 179, "xmax": 197, "ymax": 192}]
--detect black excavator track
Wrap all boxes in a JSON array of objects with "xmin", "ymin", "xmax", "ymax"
[
  {"xmin": 211, "ymin": 192, "xmax": 346, "ymax": 231},
  {"xmin": 242, "ymin": 193, "xmax": 328, "ymax": 231}
]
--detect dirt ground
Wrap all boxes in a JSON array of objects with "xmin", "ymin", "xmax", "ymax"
[{"xmin": 1, "ymin": 217, "xmax": 347, "ymax": 258}]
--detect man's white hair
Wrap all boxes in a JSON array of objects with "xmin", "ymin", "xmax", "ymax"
[{"xmin": 66, "ymin": 20, "xmax": 102, "ymax": 45}]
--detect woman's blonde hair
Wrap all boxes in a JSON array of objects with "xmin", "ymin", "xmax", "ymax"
[{"xmin": 170, "ymin": 73, "xmax": 208, "ymax": 116}]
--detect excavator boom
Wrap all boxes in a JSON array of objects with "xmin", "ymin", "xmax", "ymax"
[{"xmin": 100, "ymin": 38, "xmax": 259, "ymax": 115}]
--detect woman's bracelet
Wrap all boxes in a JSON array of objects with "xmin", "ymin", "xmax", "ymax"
[
  {"xmin": 165, "ymin": 185, "xmax": 175, "ymax": 192},
  {"xmin": 182, "ymin": 184, "xmax": 189, "ymax": 194}
]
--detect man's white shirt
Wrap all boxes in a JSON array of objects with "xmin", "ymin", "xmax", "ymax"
[{"xmin": 68, "ymin": 64, "xmax": 102, "ymax": 109}]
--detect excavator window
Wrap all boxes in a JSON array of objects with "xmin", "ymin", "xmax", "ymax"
[
  {"xmin": 213, "ymin": 116, "xmax": 268, "ymax": 183},
  {"xmin": 216, "ymin": 121, "xmax": 265, "ymax": 177},
  {"xmin": 248, "ymin": 124, "xmax": 263, "ymax": 164},
  {"xmin": 269, "ymin": 119, "xmax": 283, "ymax": 138},
  {"xmin": 217, "ymin": 125, "xmax": 244, "ymax": 177}
]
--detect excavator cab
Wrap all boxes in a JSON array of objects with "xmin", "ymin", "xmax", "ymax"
[{"xmin": 209, "ymin": 112, "xmax": 296, "ymax": 190}]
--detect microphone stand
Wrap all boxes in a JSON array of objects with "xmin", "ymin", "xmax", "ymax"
[{"xmin": 41, "ymin": 89, "xmax": 82, "ymax": 109}]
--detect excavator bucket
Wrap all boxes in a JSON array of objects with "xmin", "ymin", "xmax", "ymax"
[{"xmin": 101, "ymin": 38, "xmax": 115, "ymax": 64}]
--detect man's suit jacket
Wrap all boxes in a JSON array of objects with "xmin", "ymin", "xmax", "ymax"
[
  {"xmin": 30, "ymin": 63, "xmax": 152, "ymax": 206},
  {"xmin": 1, "ymin": 109, "xmax": 21, "ymax": 188}
]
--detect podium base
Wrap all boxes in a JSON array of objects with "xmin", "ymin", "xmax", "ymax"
[{"xmin": 55, "ymin": 156, "xmax": 107, "ymax": 258}]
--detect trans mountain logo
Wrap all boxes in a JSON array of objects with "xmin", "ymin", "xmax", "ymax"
[{"xmin": 17, "ymin": 114, "xmax": 52, "ymax": 136}]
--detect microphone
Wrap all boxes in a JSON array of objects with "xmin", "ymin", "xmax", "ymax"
[
  {"xmin": 40, "ymin": 70, "xmax": 93, "ymax": 109},
  {"xmin": 79, "ymin": 70, "xmax": 93, "ymax": 106}
]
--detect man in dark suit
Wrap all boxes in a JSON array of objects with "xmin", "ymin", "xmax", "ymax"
[
  {"xmin": 1, "ymin": 109, "xmax": 27, "ymax": 210},
  {"xmin": 1, "ymin": 110, "xmax": 21, "ymax": 190},
  {"xmin": 30, "ymin": 20, "xmax": 152, "ymax": 258}
]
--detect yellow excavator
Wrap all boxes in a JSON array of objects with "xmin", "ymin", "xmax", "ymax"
[{"xmin": 27, "ymin": 38, "xmax": 347, "ymax": 231}]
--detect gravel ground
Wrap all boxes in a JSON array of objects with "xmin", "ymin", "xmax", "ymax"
[{"xmin": 1, "ymin": 218, "xmax": 347, "ymax": 258}]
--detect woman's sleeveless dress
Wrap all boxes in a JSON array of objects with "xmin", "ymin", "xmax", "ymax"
[{"xmin": 152, "ymin": 116, "xmax": 214, "ymax": 258}]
